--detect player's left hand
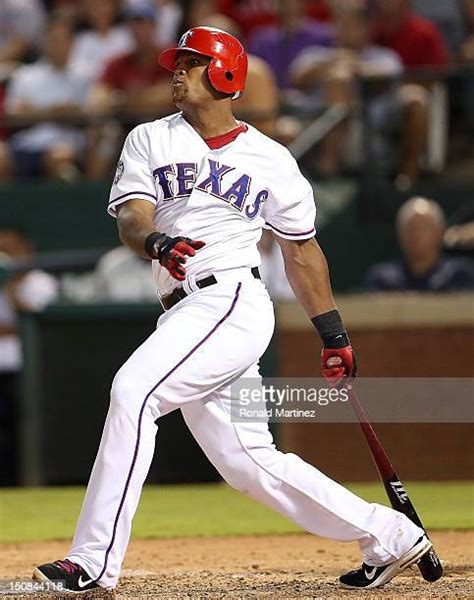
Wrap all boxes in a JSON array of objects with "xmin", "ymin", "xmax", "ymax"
[{"xmin": 321, "ymin": 345, "xmax": 357, "ymax": 386}]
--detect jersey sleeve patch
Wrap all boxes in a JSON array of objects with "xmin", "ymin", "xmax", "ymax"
[{"xmin": 107, "ymin": 125, "xmax": 158, "ymax": 218}]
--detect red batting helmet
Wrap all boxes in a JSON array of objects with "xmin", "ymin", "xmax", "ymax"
[{"xmin": 158, "ymin": 26, "xmax": 248, "ymax": 99}]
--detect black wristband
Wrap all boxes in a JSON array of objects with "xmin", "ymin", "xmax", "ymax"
[
  {"xmin": 144, "ymin": 231, "xmax": 167, "ymax": 259},
  {"xmin": 311, "ymin": 309, "xmax": 350, "ymax": 348}
]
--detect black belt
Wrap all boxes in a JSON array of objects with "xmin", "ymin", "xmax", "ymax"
[{"xmin": 161, "ymin": 267, "xmax": 261, "ymax": 310}]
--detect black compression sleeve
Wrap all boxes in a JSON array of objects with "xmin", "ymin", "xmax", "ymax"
[{"xmin": 311, "ymin": 309, "xmax": 350, "ymax": 348}]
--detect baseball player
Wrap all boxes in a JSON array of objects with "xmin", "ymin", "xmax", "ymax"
[{"xmin": 34, "ymin": 27, "xmax": 431, "ymax": 592}]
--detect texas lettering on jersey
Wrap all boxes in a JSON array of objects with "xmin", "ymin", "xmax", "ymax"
[{"xmin": 153, "ymin": 159, "xmax": 268, "ymax": 219}]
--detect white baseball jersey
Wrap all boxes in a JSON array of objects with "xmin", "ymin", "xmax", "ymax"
[{"xmin": 108, "ymin": 113, "xmax": 316, "ymax": 296}]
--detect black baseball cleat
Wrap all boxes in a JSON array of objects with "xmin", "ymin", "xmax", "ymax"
[
  {"xmin": 339, "ymin": 535, "xmax": 433, "ymax": 589},
  {"xmin": 33, "ymin": 559, "xmax": 99, "ymax": 593}
]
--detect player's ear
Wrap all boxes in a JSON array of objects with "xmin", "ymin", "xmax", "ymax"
[{"xmin": 202, "ymin": 69, "xmax": 231, "ymax": 100}]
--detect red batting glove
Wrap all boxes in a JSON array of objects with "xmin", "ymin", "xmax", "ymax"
[
  {"xmin": 321, "ymin": 346, "xmax": 357, "ymax": 387},
  {"xmin": 159, "ymin": 237, "xmax": 205, "ymax": 281}
]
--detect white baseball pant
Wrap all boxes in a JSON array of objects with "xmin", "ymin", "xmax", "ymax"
[{"xmin": 67, "ymin": 270, "xmax": 423, "ymax": 588}]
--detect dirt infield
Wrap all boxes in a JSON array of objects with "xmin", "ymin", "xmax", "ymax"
[{"xmin": 0, "ymin": 531, "xmax": 472, "ymax": 599}]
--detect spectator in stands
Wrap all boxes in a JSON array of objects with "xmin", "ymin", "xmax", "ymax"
[
  {"xmin": 0, "ymin": 0, "xmax": 46, "ymax": 177},
  {"xmin": 444, "ymin": 203, "xmax": 474, "ymax": 255},
  {"xmin": 372, "ymin": 0, "xmax": 449, "ymax": 69},
  {"xmin": 93, "ymin": 246, "xmax": 158, "ymax": 301},
  {"xmin": 87, "ymin": 2, "xmax": 172, "ymax": 116},
  {"xmin": 216, "ymin": 0, "xmax": 332, "ymax": 38},
  {"xmin": 85, "ymin": 1, "xmax": 173, "ymax": 179},
  {"xmin": 61, "ymin": 245, "xmax": 158, "ymax": 303},
  {"xmin": 0, "ymin": 227, "xmax": 58, "ymax": 485},
  {"xmin": 70, "ymin": 0, "xmax": 133, "ymax": 86},
  {"xmin": 3, "ymin": 16, "xmax": 88, "ymax": 182},
  {"xmin": 0, "ymin": 143, "xmax": 11, "ymax": 184},
  {"xmin": 363, "ymin": 197, "xmax": 474, "ymax": 291},
  {"xmin": 0, "ymin": 85, "xmax": 10, "ymax": 183},
  {"xmin": 216, "ymin": 0, "xmax": 276, "ymax": 38},
  {"xmin": 179, "ymin": 0, "xmax": 229, "ymax": 38},
  {"xmin": 461, "ymin": 0, "xmax": 474, "ymax": 132},
  {"xmin": 291, "ymin": 4, "xmax": 412, "ymax": 178},
  {"xmin": 152, "ymin": 0, "xmax": 182, "ymax": 45},
  {"xmin": 307, "ymin": 0, "xmax": 332, "ymax": 23},
  {"xmin": 124, "ymin": 0, "xmax": 182, "ymax": 46},
  {"xmin": 372, "ymin": 0, "xmax": 450, "ymax": 189},
  {"xmin": 248, "ymin": 0, "xmax": 334, "ymax": 92},
  {"xmin": 461, "ymin": 0, "xmax": 474, "ymax": 62},
  {"xmin": 41, "ymin": 0, "xmax": 81, "ymax": 15},
  {"xmin": 411, "ymin": 0, "xmax": 466, "ymax": 56},
  {"xmin": 0, "ymin": 0, "xmax": 46, "ymax": 71},
  {"xmin": 234, "ymin": 52, "xmax": 279, "ymax": 139}
]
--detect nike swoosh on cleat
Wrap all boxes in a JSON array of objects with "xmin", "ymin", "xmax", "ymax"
[
  {"xmin": 78, "ymin": 575, "xmax": 94, "ymax": 588},
  {"xmin": 364, "ymin": 566, "xmax": 378, "ymax": 580}
]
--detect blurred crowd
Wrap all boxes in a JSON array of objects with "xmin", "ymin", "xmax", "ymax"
[{"xmin": 0, "ymin": 0, "xmax": 473, "ymax": 187}]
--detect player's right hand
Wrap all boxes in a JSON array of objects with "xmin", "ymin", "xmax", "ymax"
[
  {"xmin": 154, "ymin": 235, "xmax": 205, "ymax": 281},
  {"xmin": 321, "ymin": 346, "xmax": 357, "ymax": 387}
]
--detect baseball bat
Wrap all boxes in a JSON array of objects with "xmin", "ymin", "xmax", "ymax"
[{"xmin": 345, "ymin": 385, "xmax": 443, "ymax": 582}]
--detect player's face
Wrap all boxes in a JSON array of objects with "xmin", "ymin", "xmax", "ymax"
[{"xmin": 172, "ymin": 51, "xmax": 214, "ymax": 107}]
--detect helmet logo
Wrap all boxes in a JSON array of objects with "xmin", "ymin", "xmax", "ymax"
[{"xmin": 178, "ymin": 31, "xmax": 192, "ymax": 48}]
